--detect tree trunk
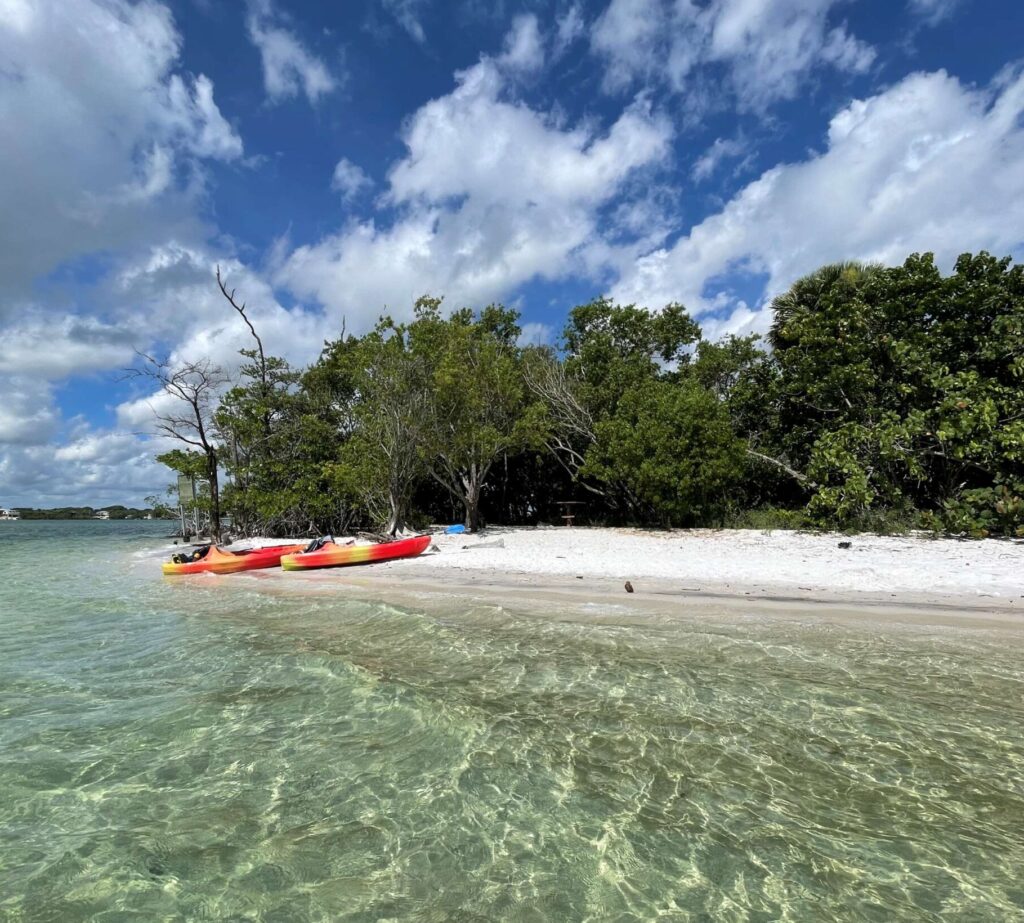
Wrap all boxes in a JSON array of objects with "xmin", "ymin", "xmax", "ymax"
[
  {"xmin": 385, "ymin": 490, "xmax": 403, "ymax": 536},
  {"xmin": 206, "ymin": 449, "xmax": 221, "ymax": 539},
  {"xmin": 463, "ymin": 478, "xmax": 482, "ymax": 532}
]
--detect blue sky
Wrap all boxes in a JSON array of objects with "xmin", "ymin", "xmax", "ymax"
[{"xmin": 1, "ymin": 0, "xmax": 1023, "ymax": 506}]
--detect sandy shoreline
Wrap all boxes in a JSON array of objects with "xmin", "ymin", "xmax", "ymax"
[{"xmin": 217, "ymin": 526, "xmax": 1024, "ymax": 630}]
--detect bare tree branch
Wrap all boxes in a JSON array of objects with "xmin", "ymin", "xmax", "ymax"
[
  {"xmin": 745, "ymin": 449, "xmax": 816, "ymax": 489},
  {"xmin": 125, "ymin": 351, "xmax": 230, "ymax": 537},
  {"xmin": 216, "ymin": 264, "xmax": 266, "ymax": 384}
]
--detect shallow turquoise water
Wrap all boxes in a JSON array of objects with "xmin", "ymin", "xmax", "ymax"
[{"xmin": 2, "ymin": 521, "xmax": 1024, "ymax": 921}]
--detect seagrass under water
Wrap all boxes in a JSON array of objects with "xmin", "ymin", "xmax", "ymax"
[{"xmin": 1, "ymin": 521, "xmax": 1023, "ymax": 920}]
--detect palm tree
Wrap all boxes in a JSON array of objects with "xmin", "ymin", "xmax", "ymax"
[{"xmin": 768, "ymin": 261, "xmax": 881, "ymax": 349}]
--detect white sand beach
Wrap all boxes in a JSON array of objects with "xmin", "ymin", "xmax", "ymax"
[
  {"xmin": 421, "ymin": 527, "xmax": 1023, "ymax": 596},
  {"xmin": 230, "ymin": 527, "xmax": 1024, "ymax": 624}
]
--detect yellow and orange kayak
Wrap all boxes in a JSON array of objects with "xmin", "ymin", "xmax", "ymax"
[
  {"xmin": 281, "ymin": 535, "xmax": 431, "ymax": 571},
  {"xmin": 162, "ymin": 543, "xmax": 305, "ymax": 576}
]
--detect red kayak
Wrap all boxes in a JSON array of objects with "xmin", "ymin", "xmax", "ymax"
[
  {"xmin": 281, "ymin": 535, "xmax": 431, "ymax": 571},
  {"xmin": 162, "ymin": 543, "xmax": 305, "ymax": 576}
]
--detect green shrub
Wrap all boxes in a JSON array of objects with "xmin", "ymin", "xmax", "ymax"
[{"xmin": 722, "ymin": 507, "xmax": 814, "ymax": 531}]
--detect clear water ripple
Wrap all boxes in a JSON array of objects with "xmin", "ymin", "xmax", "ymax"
[{"xmin": 2, "ymin": 521, "xmax": 1024, "ymax": 920}]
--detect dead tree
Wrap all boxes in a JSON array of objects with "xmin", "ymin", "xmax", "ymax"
[
  {"xmin": 126, "ymin": 354, "xmax": 229, "ymax": 538},
  {"xmin": 523, "ymin": 351, "xmax": 606, "ymax": 496},
  {"xmin": 216, "ymin": 265, "xmax": 271, "ymax": 437}
]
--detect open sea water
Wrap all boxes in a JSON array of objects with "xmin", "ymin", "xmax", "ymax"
[{"xmin": 1, "ymin": 520, "xmax": 1024, "ymax": 921}]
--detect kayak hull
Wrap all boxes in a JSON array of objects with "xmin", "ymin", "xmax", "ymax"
[
  {"xmin": 162, "ymin": 543, "xmax": 305, "ymax": 576},
  {"xmin": 281, "ymin": 535, "xmax": 431, "ymax": 571}
]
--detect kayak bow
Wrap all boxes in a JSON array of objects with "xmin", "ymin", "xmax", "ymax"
[
  {"xmin": 162, "ymin": 543, "xmax": 304, "ymax": 576},
  {"xmin": 280, "ymin": 535, "xmax": 431, "ymax": 571}
]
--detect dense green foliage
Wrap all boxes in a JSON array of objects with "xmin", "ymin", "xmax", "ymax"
[
  {"xmin": 414, "ymin": 300, "xmax": 547, "ymax": 532},
  {"xmin": 159, "ymin": 251, "xmax": 1024, "ymax": 537},
  {"xmin": 758, "ymin": 253, "xmax": 1024, "ymax": 535},
  {"xmin": 584, "ymin": 380, "xmax": 744, "ymax": 526}
]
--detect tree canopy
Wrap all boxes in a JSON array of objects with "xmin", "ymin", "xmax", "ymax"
[{"xmin": 156, "ymin": 250, "xmax": 1024, "ymax": 538}]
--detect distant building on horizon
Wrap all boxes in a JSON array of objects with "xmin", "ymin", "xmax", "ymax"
[
  {"xmin": 93, "ymin": 510, "xmax": 110, "ymax": 520},
  {"xmin": 0, "ymin": 507, "xmax": 21, "ymax": 520}
]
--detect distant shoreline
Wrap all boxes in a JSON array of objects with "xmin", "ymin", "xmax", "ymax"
[{"xmin": 6, "ymin": 511, "xmax": 173, "ymax": 521}]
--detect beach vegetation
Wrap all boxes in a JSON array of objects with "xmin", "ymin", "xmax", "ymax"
[
  {"xmin": 154, "ymin": 250, "xmax": 1024, "ymax": 538},
  {"xmin": 582, "ymin": 378, "xmax": 744, "ymax": 526},
  {"xmin": 329, "ymin": 313, "xmax": 430, "ymax": 535},
  {"xmin": 720, "ymin": 506, "xmax": 814, "ymax": 532},
  {"xmin": 759, "ymin": 251, "xmax": 1024, "ymax": 535},
  {"xmin": 410, "ymin": 299, "xmax": 548, "ymax": 532},
  {"xmin": 128, "ymin": 355, "xmax": 228, "ymax": 537}
]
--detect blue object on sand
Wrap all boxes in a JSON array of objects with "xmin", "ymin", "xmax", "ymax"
[{"xmin": 445, "ymin": 524, "xmax": 466, "ymax": 534}]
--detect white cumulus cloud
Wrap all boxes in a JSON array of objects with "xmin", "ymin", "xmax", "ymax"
[
  {"xmin": 518, "ymin": 321, "xmax": 555, "ymax": 347},
  {"xmin": 591, "ymin": 0, "xmax": 876, "ymax": 111},
  {"xmin": 908, "ymin": 0, "xmax": 961, "ymax": 25},
  {"xmin": 331, "ymin": 158, "xmax": 373, "ymax": 200},
  {"xmin": 556, "ymin": 4, "xmax": 586, "ymax": 53},
  {"xmin": 0, "ymin": 0, "xmax": 242, "ymax": 304},
  {"xmin": 278, "ymin": 24, "xmax": 672, "ymax": 332},
  {"xmin": 0, "ymin": 378, "xmax": 60, "ymax": 447},
  {"xmin": 1, "ymin": 428, "xmax": 171, "ymax": 507},
  {"xmin": 499, "ymin": 14, "xmax": 545, "ymax": 73},
  {"xmin": 0, "ymin": 314, "xmax": 139, "ymax": 379},
  {"xmin": 692, "ymin": 136, "xmax": 748, "ymax": 182},
  {"xmin": 611, "ymin": 67, "xmax": 1024, "ymax": 337},
  {"xmin": 381, "ymin": 0, "xmax": 428, "ymax": 44},
  {"xmin": 246, "ymin": 0, "xmax": 337, "ymax": 105},
  {"xmin": 111, "ymin": 244, "xmax": 331, "ymax": 383}
]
